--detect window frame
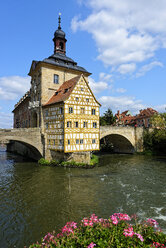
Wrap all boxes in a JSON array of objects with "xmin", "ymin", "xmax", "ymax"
[
  {"xmin": 81, "ymin": 108, "xmax": 85, "ymax": 114},
  {"xmin": 69, "ymin": 107, "xmax": 73, "ymax": 114},
  {"xmin": 83, "ymin": 121, "xmax": 88, "ymax": 128},
  {"xmin": 92, "ymin": 109, "xmax": 96, "ymax": 115},
  {"xmin": 54, "ymin": 74, "xmax": 59, "ymax": 84},
  {"xmin": 67, "ymin": 121, "xmax": 72, "ymax": 128},
  {"xmin": 75, "ymin": 121, "xmax": 79, "ymax": 128},
  {"xmin": 59, "ymin": 107, "xmax": 63, "ymax": 114},
  {"xmin": 93, "ymin": 122, "xmax": 97, "ymax": 128}
]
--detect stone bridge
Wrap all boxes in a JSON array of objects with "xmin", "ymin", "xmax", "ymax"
[
  {"xmin": 100, "ymin": 126, "xmax": 144, "ymax": 153},
  {"xmin": 0, "ymin": 126, "xmax": 144, "ymax": 160},
  {"xmin": 0, "ymin": 128, "xmax": 44, "ymax": 159}
]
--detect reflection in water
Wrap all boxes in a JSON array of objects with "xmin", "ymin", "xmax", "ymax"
[{"xmin": 0, "ymin": 147, "xmax": 166, "ymax": 248}]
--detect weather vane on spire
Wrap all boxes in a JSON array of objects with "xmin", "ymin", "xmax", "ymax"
[{"xmin": 58, "ymin": 13, "xmax": 61, "ymax": 30}]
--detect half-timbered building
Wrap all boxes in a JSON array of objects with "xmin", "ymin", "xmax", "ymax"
[{"xmin": 12, "ymin": 15, "xmax": 100, "ymax": 163}]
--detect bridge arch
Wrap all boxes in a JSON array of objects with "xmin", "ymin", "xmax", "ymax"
[
  {"xmin": 100, "ymin": 133, "xmax": 135, "ymax": 154},
  {"xmin": 100, "ymin": 126, "xmax": 136, "ymax": 154},
  {"xmin": 0, "ymin": 135, "xmax": 43, "ymax": 160}
]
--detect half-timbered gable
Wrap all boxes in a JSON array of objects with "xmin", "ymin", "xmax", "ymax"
[{"xmin": 64, "ymin": 75, "xmax": 100, "ymax": 153}]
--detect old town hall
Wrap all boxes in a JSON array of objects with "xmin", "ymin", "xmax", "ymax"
[{"xmin": 12, "ymin": 15, "xmax": 100, "ymax": 163}]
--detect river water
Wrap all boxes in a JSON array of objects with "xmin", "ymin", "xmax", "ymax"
[{"xmin": 0, "ymin": 147, "xmax": 166, "ymax": 248}]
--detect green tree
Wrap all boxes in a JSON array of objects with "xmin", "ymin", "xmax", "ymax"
[
  {"xmin": 144, "ymin": 113, "xmax": 166, "ymax": 155},
  {"xmin": 100, "ymin": 108, "xmax": 115, "ymax": 126},
  {"xmin": 150, "ymin": 113, "xmax": 166, "ymax": 129}
]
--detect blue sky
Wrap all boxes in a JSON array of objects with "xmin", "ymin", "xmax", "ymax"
[{"xmin": 0, "ymin": 0, "xmax": 166, "ymax": 128}]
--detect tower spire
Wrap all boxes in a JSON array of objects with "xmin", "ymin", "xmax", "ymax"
[
  {"xmin": 58, "ymin": 13, "xmax": 61, "ymax": 30},
  {"xmin": 53, "ymin": 13, "xmax": 67, "ymax": 55}
]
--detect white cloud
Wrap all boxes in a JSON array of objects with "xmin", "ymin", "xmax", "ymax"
[
  {"xmin": 155, "ymin": 104, "xmax": 166, "ymax": 113},
  {"xmin": 0, "ymin": 112, "xmax": 13, "ymax": 129},
  {"xmin": 72, "ymin": 0, "xmax": 166, "ymax": 74},
  {"xmin": 136, "ymin": 61, "xmax": 163, "ymax": 77},
  {"xmin": 89, "ymin": 77, "xmax": 109, "ymax": 94},
  {"xmin": 117, "ymin": 63, "xmax": 136, "ymax": 74},
  {"xmin": 116, "ymin": 88, "xmax": 127, "ymax": 93},
  {"xmin": 99, "ymin": 95, "xmax": 145, "ymax": 114},
  {"xmin": 0, "ymin": 76, "xmax": 30, "ymax": 100},
  {"xmin": 99, "ymin": 72, "xmax": 113, "ymax": 82}
]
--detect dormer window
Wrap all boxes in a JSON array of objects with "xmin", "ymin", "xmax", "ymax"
[
  {"xmin": 54, "ymin": 74, "xmax": 59, "ymax": 84},
  {"xmin": 64, "ymin": 88, "xmax": 69, "ymax": 93}
]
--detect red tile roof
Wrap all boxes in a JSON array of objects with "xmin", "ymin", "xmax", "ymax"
[
  {"xmin": 136, "ymin": 108, "xmax": 158, "ymax": 119},
  {"xmin": 43, "ymin": 75, "xmax": 81, "ymax": 106}
]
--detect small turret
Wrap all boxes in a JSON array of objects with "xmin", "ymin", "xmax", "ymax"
[{"xmin": 53, "ymin": 13, "xmax": 67, "ymax": 55}]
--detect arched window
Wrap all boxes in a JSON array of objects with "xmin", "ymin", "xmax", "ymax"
[{"xmin": 59, "ymin": 42, "xmax": 64, "ymax": 50}]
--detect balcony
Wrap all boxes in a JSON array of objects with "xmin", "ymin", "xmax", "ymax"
[{"xmin": 29, "ymin": 101, "xmax": 40, "ymax": 109}]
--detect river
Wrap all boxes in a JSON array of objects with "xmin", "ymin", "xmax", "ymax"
[{"xmin": 0, "ymin": 147, "xmax": 166, "ymax": 247}]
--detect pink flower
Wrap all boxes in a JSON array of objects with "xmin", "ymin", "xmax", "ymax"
[
  {"xmin": 152, "ymin": 242, "xmax": 166, "ymax": 248},
  {"xmin": 123, "ymin": 226, "xmax": 135, "ymax": 237},
  {"xmin": 135, "ymin": 233, "xmax": 144, "ymax": 242},
  {"xmin": 147, "ymin": 218, "xmax": 158, "ymax": 228},
  {"xmin": 113, "ymin": 213, "xmax": 131, "ymax": 221},
  {"xmin": 61, "ymin": 221, "xmax": 77, "ymax": 234},
  {"xmin": 87, "ymin": 242, "xmax": 96, "ymax": 248},
  {"xmin": 111, "ymin": 215, "xmax": 118, "ymax": 225},
  {"xmin": 90, "ymin": 214, "xmax": 99, "ymax": 223}
]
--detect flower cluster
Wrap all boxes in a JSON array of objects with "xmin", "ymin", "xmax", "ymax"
[
  {"xmin": 151, "ymin": 242, "xmax": 166, "ymax": 248},
  {"xmin": 81, "ymin": 214, "xmax": 109, "ymax": 228},
  {"xmin": 62, "ymin": 221, "xmax": 77, "ymax": 235},
  {"xmin": 29, "ymin": 213, "xmax": 166, "ymax": 248},
  {"xmin": 123, "ymin": 225, "xmax": 144, "ymax": 242},
  {"xmin": 87, "ymin": 242, "xmax": 96, "ymax": 248},
  {"xmin": 147, "ymin": 218, "xmax": 159, "ymax": 228},
  {"xmin": 110, "ymin": 213, "xmax": 131, "ymax": 225}
]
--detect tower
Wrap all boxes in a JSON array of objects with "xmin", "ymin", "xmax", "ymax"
[{"xmin": 53, "ymin": 14, "xmax": 67, "ymax": 55}]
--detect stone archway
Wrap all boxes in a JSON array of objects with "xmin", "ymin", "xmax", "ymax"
[
  {"xmin": 100, "ymin": 134, "xmax": 135, "ymax": 154},
  {"xmin": 6, "ymin": 140, "xmax": 42, "ymax": 160}
]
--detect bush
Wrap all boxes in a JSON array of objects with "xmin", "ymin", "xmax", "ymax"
[
  {"xmin": 29, "ymin": 213, "xmax": 166, "ymax": 248},
  {"xmin": 38, "ymin": 158, "xmax": 59, "ymax": 166},
  {"xmin": 90, "ymin": 154, "xmax": 99, "ymax": 165},
  {"xmin": 144, "ymin": 129, "xmax": 166, "ymax": 155},
  {"xmin": 60, "ymin": 160, "xmax": 87, "ymax": 167},
  {"xmin": 38, "ymin": 158, "xmax": 50, "ymax": 165}
]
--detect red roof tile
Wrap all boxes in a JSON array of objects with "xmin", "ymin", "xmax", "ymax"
[
  {"xmin": 43, "ymin": 75, "xmax": 81, "ymax": 106},
  {"xmin": 136, "ymin": 108, "xmax": 158, "ymax": 119}
]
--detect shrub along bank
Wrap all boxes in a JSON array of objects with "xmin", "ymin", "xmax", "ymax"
[
  {"xmin": 38, "ymin": 154, "xmax": 99, "ymax": 168},
  {"xmin": 144, "ymin": 129, "xmax": 166, "ymax": 155},
  {"xmin": 29, "ymin": 213, "xmax": 166, "ymax": 248}
]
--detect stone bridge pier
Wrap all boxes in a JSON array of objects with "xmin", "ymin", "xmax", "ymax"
[{"xmin": 100, "ymin": 126, "xmax": 144, "ymax": 153}]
